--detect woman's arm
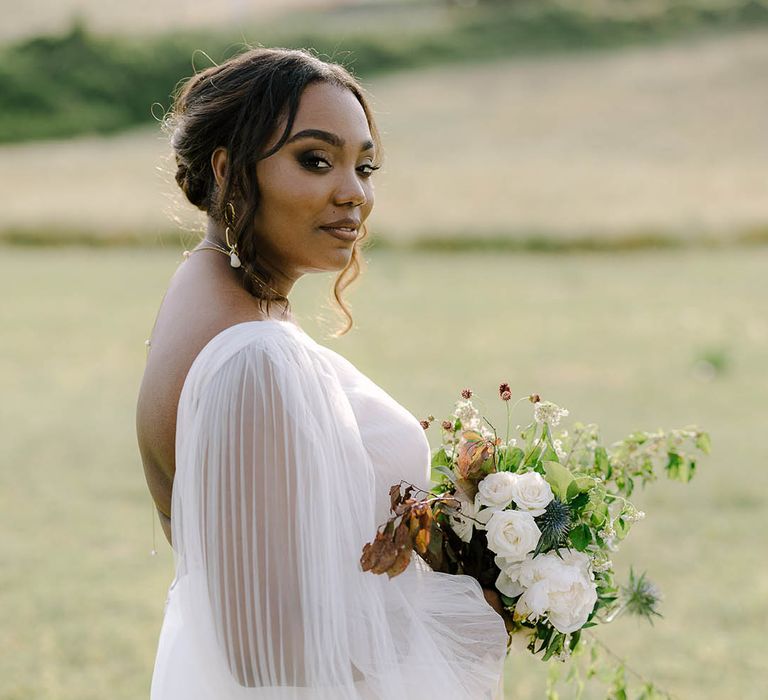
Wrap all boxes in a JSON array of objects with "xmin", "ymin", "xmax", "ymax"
[{"xmin": 173, "ymin": 335, "xmax": 373, "ymax": 690}]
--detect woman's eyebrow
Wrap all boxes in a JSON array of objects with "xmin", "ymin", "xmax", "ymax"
[{"xmin": 286, "ymin": 128, "xmax": 374, "ymax": 152}]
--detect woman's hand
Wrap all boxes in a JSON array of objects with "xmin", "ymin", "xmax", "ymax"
[{"xmin": 482, "ymin": 587, "xmax": 515, "ymax": 634}]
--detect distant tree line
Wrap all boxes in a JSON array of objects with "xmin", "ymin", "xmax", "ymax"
[{"xmin": 1, "ymin": 0, "xmax": 766, "ymax": 143}]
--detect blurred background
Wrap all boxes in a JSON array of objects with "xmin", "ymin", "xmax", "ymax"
[{"xmin": 1, "ymin": 1, "xmax": 766, "ymax": 698}]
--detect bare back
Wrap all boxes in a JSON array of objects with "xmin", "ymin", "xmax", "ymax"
[{"xmin": 135, "ymin": 250, "xmax": 293, "ymax": 547}]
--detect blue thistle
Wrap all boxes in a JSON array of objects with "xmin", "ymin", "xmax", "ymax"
[{"xmin": 534, "ymin": 498, "xmax": 572, "ymax": 556}]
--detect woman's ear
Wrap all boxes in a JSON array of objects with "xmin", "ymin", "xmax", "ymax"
[{"xmin": 211, "ymin": 147, "xmax": 228, "ymax": 189}]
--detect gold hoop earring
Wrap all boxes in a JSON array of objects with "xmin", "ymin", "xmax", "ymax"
[{"xmin": 223, "ymin": 201, "xmax": 241, "ymax": 268}]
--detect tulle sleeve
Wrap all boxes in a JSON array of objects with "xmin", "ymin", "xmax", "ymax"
[{"xmin": 168, "ymin": 327, "xmax": 508, "ymax": 699}]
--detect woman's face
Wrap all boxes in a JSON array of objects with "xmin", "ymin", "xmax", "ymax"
[{"xmin": 251, "ymin": 81, "xmax": 377, "ymax": 287}]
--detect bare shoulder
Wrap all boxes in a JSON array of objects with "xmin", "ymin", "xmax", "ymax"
[{"xmin": 136, "ymin": 253, "xmax": 273, "ymax": 517}]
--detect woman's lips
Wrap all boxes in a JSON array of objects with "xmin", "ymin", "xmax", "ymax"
[{"xmin": 319, "ymin": 226, "xmax": 358, "ymax": 241}]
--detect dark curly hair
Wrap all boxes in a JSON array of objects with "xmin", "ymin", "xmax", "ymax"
[{"xmin": 164, "ymin": 46, "xmax": 382, "ymax": 336}]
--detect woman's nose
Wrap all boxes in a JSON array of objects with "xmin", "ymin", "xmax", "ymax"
[{"xmin": 333, "ymin": 169, "xmax": 367, "ymax": 207}]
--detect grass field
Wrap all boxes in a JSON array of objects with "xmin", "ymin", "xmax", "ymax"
[
  {"xmin": 2, "ymin": 27, "xmax": 767, "ymax": 248},
  {"xmin": 1, "ymin": 244, "xmax": 766, "ymax": 699}
]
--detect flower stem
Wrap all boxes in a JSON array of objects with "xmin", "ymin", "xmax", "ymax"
[
  {"xmin": 583, "ymin": 631, "xmax": 674, "ymax": 699},
  {"xmin": 505, "ymin": 401, "xmax": 511, "ymax": 448}
]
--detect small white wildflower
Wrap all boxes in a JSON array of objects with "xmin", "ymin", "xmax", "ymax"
[
  {"xmin": 592, "ymin": 558, "xmax": 613, "ymax": 573},
  {"xmin": 553, "ymin": 438, "xmax": 566, "ymax": 460},
  {"xmin": 555, "ymin": 642, "xmax": 572, "ymax": 662},
  {"xmin": 533, "ymin": 400, "xmax": 570, "ymax": 427},
  {"xmin": 598, "ymin": 523, "xmax": 616, "ymax": 540},
  {"xmin": 480, "ymin": 424, "xmax": 495, "ymax": 441},
  {"xmin": 622, "ymin": 505, "xmax": 646, "ymax": 523},
  {"xmin": 453, "ymin": 398, "xmax": 480, "ymax": 427},
  {"xmin": 507, "ymin": 437, "xmax": 518, "ymax": 448}
]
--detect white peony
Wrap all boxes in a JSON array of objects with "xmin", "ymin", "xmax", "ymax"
[
  {"xmin": 485, "ymin": 509, "xmax": 541, "ymax": 561},
  {"xmin": 495, "ymin": 568, "xmax": 524, "ymax": 598},
  {"xmin": 476, "ymin": 472, "xmax": 517, "ymax": 510},
  {"xmin": 509, "ymin": 471, "xmax": 554, "ymax": 516},
  {"xmin": 514, "ymin": 550, "xmax": 597, "ymax": 634}
]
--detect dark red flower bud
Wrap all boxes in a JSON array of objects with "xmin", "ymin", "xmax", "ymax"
[
  {"xmin": 499, "ymin": 382, "xmax": 511, "ymax": 397},
  {"xmin": 461, "ymin": 388, "xmax": 473, "ymax": 399},
  {"xmin": 501, "ymin": 390, "xmax": 512, "ymax": 401},
  {"xmin": 419, "ymin": 420, "xmax": 430, "ymax": 430},
  {"xmin": 442, "ymin": 420, "xmax": 453, "ymax": 431}
]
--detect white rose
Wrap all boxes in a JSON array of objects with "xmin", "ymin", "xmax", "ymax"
[
  {"xmin": 472, "ymin": 493, "xmax": 498, "ymax": 531},
  {"xmin": 510, "ymin": 472, "xmax": 554, "ymax": 516},
  {"xmin": 515, "ymin": 550, "xmax": 597, "ymax": 634},
  {"xmin": 485, "ymin": 509, "xmax": 541, "ymax": 561},
  {"xmin": 447, "ymin": 488, "xmax": 476, "ymax": 543},
  {"xmin": 477, "ymin": 472, "xmax": 517, "ymax": 510}
]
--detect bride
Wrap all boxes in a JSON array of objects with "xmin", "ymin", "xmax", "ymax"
[{"xmin": 136, "ymin": 47, "xmax": 508, "ymax": 699}]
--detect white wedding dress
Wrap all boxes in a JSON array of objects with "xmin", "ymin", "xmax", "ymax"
[{"xmin": 150, "ymin": 319, "xmax": 508, "ymax": 699}]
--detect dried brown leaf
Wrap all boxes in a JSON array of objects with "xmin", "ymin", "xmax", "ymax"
[
  {"xmin": 360, "ymin": 529, "xmax": 399, "ymax": 575},
  {"xmin": 389, "ymin": 484, "xmax": 402, "ymax": 512},
  {"xmin": 415, "ymin": 526, "xmax": 430, "ymax": 555},
  {"xmin": 384, "ymin": 520, "xmax": 414, "ymax": 577}
]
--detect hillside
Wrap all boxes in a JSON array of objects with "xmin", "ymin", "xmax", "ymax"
[{"xmin": 2, "ymin": 28, "xmax": 766, "ymax": 246}]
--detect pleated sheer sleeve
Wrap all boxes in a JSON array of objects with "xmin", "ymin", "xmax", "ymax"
[{"xmin": 167, "ymin": 324, "xmax": 508, "ymax": 700}]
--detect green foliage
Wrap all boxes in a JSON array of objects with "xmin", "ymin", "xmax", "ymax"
[
  {"xmin": 569, "ymin": 523, "xmax": 593, "ymax": 551},
  {"xmin": 3, "ymin": 1, "xmax": 768, "ymax": 143},
  {"xmin": 543, "ymin": 460, "xmax": 577, "ymax": 501},
  {"xmin": 500, "ymin": 446, "xmax": 525, "ymax": 471},
  {"xmin": 0, "ymin": 21, "xmax": 198, "ymax": 142}
]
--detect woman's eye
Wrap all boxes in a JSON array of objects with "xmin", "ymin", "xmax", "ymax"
[
  {"xmin": 300, "ymin": 155, "xmax": 332, "ymax": 170},
  {"xmin": 300, "ymin": 153, "xmax": 380, "ymax": 177},
  {"xmin": 358, "ymin": 163, "xmax": 381, "ymax": 178}
]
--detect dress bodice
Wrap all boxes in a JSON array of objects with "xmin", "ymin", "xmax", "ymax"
[{"xmin": 312, "ymin": 342, "xmax": 433, "ymax": 525}]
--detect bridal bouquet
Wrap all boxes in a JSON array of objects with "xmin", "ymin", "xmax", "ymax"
[{"xmin": 361, "ymin": 386, "xmax": 710, "ymax": 694}]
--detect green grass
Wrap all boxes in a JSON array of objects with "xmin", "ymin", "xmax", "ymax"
[{"xmin": 1, "ymin": 245, "xmax": 766, "ymax": 698}]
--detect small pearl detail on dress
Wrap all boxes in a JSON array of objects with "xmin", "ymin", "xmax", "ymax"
[
  {"xmin": 182, "ymin": 250, "xmax": 191, "ymax": 259},
  {"xmin": 145, "ymin": 339, "xmax": 151, "ymax": 347}
]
